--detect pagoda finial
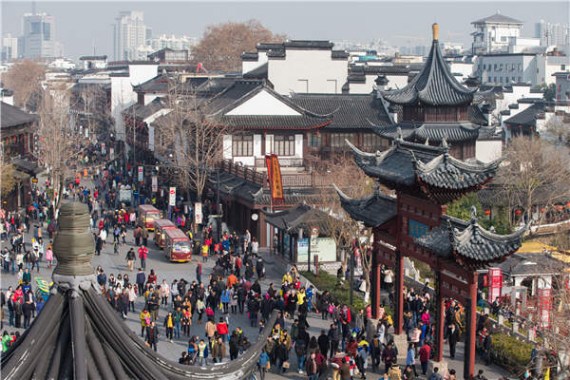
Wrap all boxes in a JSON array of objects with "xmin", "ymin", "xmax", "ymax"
[
  {"xmin": 432, "ymin": 23, "xmax": 440, "ymax": 41},
  {"xmin": 53, "ymin": 202, "xmax": 95, "ymax": 278}
]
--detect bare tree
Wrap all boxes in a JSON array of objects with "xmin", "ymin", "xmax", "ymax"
[
  {"xmin": 192, "ymin": 20, "xmax": 285, "ymax": 72},
  {"xmin": 314, "ymin": 154, "xmax": 377, "ymax": 300},
  {"xmin": 36, "ymin": 83, "xmax": 85, "ymax": 207},
  {"xmin": 2, "ymin": 60, "xmax": 45, "ymax": 110},
  {"xmin": 498, "ymin": 136, "xmax": 570, "ymax": 227},
  {"xmin": 154, "ymin": 79, "xmax": 229, "ymax": 201}
]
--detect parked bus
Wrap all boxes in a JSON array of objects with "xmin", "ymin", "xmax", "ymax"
[
  {"xmin": 138, "ymin": 205, "xmax": 162, "ymax": 231},
  {"xmin": 154, "ymin": 219, "xmax": 177, "ymax": 248},
  {"xmin": 164, "ymin": 228, "xmax": 192, "ymax": 262}
]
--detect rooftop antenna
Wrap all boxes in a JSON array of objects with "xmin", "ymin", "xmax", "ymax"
[{"xmin": 92, "ymin": 40, "xmax": 96, "ymax": 55}]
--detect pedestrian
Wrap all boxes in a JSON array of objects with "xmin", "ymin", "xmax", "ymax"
[
  {"xmin": 164, "ymin": 312, "xmax": 174, "ymax": 342},
  {"xmin": 406, "ymin": 343, "xmax": 418, "ymax": 377},
  {"xmin": 196, "ymin": 263, "xmax": 202, "ymax": 283},
  {"xmin": 138, "ymin": 245, "xmax": 148, "ymax": 271},
  {"xmin": 126, "ymin": 248, "xmax": 135, "ymax": 271},
  {"xmin": 197, "ymin": 339, "xmax": 208, "ymax": 366},
  {"xmin": 136, "ymin": 268, "xmax": 146, "ymax": 297},
  {"xmin": 419, "ymin": 341, "xmax": 431, "ymax": 375},
  {"xmin": 446, "ymin": 324, "xmax": 459, "ymax": 359},
  {"xmin": 45, "ymin": 245, "xmax": 53, "ymax": 268},
  {"xmin": 258, "ymin": 348, "xmax": 270, "ymax": 380},
  {"xmin": 146, "ymin": 321, "xmax": 159, "ymax": 352}
]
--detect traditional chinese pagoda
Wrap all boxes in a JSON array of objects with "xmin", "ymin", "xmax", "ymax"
[
  {"xmin": 1, "ymin": 202, "xmax": 275, "ymax": 380},
  {"xmin": 375, "ymin": 23, "xmax": 484, "ymax": 160},
  {"xmin": 339, "ymin": 24, "xmax": 525, "ymax": 380}
]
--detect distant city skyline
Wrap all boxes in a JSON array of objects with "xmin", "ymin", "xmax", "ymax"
[{"xmin": 1, "ymin": 1, "xmax": 569, "ymax": 61}]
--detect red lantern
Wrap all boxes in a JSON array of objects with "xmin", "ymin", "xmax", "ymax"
[
  {"xmin": 540, "ymin": 208, "xmax": 546, "ymax": 213},
  {"xmin": 484, "ymin": 209, "xmax": 491, "ymax": 216},
  {"xmin": 515, "ymin": 209, "xmax": 522, "ymax": 216}
]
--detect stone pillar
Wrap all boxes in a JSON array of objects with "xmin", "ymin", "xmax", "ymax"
[
  {"xmin": 394, "ymin": 250, "xmax": 405, "ymax": 335},
  {"xmin": 463, "ymin": 272, "xmax": 478, "ymax": 380}
]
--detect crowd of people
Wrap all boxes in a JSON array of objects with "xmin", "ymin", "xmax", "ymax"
[{"xmin": 1, "ymin": 164, "xmax": 542, "ymax": 380}]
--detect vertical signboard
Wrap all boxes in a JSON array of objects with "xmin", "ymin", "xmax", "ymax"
[
  {"xmin": 109, "ymin": 147, "xmax": 115, "ymax": 161},
  {"xmin": 537, "ymin": 288, "xmax": 552, "ymax": 328},
  {"xmin": 169, "ymin": 187, "xmax": 176, "ymax": 206},
  {"xmin": 151, "ymin": 175, "xmax": 158, "ymax": 193},
  {"xmin": 194, "ymin": 202, "xmax": 203, "ymax": 225},
  {"xmin": 138, "ymin": 166, "xmax": 144, "ymax": 182},
  {"xmin": 487, "ymin": 267, "xmax": 503, "ymax": 302}
]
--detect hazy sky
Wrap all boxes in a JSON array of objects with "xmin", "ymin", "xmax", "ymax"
[{"xmin": 2, "ymin": 1, "xmax": 569, "ymax": 60}]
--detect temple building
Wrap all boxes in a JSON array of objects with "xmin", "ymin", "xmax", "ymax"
[
  {"xmin": 339, "ymin": 24, "xmax": 525, "ymax": 379},
  {"xmin": 374, "ymin": 23, "xmax": 492, "ymax": 161}
]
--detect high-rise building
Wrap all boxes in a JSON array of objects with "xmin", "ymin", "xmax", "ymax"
[
  {"xmin": 471, "ymin": 11, "xmax": 523, "ymax": 54},
  {"xmin": 1, "ymin": 33, "xmax": 19, "ymax": 61},
  {"xmin": 19, "ymin": 13, "xmax": 63, "ymax": 59},
  {"xmin": 113, "ymin": 11, "xmax": 150, "ymax": 61},
  {"xmin": 535, "ymin": 20, "xmax": 570, "ymax": 49}
]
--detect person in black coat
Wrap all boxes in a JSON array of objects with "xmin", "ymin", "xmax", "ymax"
[
  {"xmin": 229, "ymin": 332, "xmax": 240, "ymax": 360},
  {"xmin": 146, "ymin": 321, "xmax": 159, "ymax": 351},
  {"xmin": 22, "ymin": 300, "xmax": 35, "ymax": 328},
  {"xmin": 446, "ymin": 323, "xmax": 459, "ymax": 358},
  {"xmin": 317, "ymin": 329, "xmax": 329, "ymax": 358}
]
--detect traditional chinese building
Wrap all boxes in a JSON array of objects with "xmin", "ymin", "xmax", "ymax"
[{"xmin": 339, "ymin": 25, "xmax": 526, "ymax": 379}]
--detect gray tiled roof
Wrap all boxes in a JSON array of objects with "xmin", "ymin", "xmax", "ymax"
[
  {"xmin": 416, "ymin": 153, "xmax": 499, "ymax": 190},
  {"xmin": 336, "ymin": 186, "xmax": 397, "ymax": 228},
  {"xmin": 264, "ymin": 204, "xmax": 333, "ymax": 234},
  {"xmin": 503, "ymin": 103, "xmax": 545, "ymax": 127},
  {"xmin": 472, "ymin": 13, "xmax": 523, "ymax": 25},
  {"xmin": 382, "ymin": 40, "xmax": 476, "ymax": 106},
  {"xmin": 416, "ymin": 215, "xmax": 525, "ymax": 268},
  {"xmin": 497, "ymin": 253, "xmax": 567, "ymax": 277},
  {"xmin": 375, "ymin": 122, "xmax": 481, "ymax": 144},
  {"xmin": 1, "ymin": 102, "xmax": 37, "ymax": 129},
  {"xmin": 289, "ymin": 93, "xmax": 393, "ymax": 131}
]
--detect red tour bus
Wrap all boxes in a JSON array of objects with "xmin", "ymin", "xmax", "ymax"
[
  {"xmin": 138, "ymin": 205, "xmax": 162, "ymax": 231},
  {"xmin": 154, "ymin": 219, "xmax": 177, "ymax": 248},
  {"xmin": 164, "ymin": 228, "xmax": 192, "ymax": 262}
]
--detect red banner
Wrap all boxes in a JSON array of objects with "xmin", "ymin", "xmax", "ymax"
[
  {"xmin": 537, "ymin": 288, "xmax": 552, "ymax": 328},
  {"xmin": 265, "ymin": 154, "xmax": 284, "ymax": 204}
]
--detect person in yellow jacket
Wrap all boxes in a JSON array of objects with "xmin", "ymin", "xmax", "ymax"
[
  {"xmin": 139, "ymin": 308, "xmax": 151, "ymax": 337},
  {"xmin": 282, "ymin": 272, "xmax": 293, "ymax": 285},
  {"xmin": 164, "ymin": 312, "xmax": 174, "ymax": 342}
]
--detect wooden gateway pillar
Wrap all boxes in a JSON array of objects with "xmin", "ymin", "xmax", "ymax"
[
  {"xmin": 435, "ymin": 271, "xmax": 446, "ymax": 362},
  {"xmin": 464, "ymin": 272, "xmax": 479, "ymax": 380},
  {"xmin": 371, "ymin": 242, "xmax": 382, "ymax": 319},
  {"xmin": 394, "ymin": 250, "xmax": 405, "ymax": 334}
]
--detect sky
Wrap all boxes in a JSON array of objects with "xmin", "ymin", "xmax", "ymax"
[{"xmin": 1, "ymin": 0, "xmax": 569, "ymax": 60}]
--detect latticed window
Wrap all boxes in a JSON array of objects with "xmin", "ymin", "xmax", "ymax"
[
  {"xmin": 232, "ymin": 135, "xmax": 253, "ymax": 157},
  {"xmin": 273, "ymin": 135, "xmax": 295, "ymax": 156},
  {"xmin": 330, "ymin": 133, "xmax": 355, "ymax": 148}
]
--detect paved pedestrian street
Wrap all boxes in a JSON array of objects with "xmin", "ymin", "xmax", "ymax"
[{"xmin": 1, "ymin": 222, "xmax": 510, "ymax": 380}]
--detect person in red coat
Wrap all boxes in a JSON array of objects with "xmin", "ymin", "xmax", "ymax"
[
  {"xmin": 419, "ymin": 341, "xmax": 432, "ymax": 375},
  {"xmin": 138, "ymin": 245, "xmax": 149, "ymax": 270},
  {"xmin": 216, "ymin": 317, "xmax": 229, "ymax": 342}
]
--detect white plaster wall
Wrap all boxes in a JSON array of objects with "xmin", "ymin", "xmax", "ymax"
[
  {"xmin": 227, "ymin": 90, "xmax": 301, "ymax": 116},
  {"xmin": 222, "ymin": 135, "xmax": 232, "ymax": 160},
  {"xmin": 111, "ymin": 75, "xmax": 135, "ymax": 141},
  {"xmin": 476, "ymin": 140, "xmax": 502, "ymax": 163},
  {"xmin": 269, "ymin": 49, "xmax": 347, "ymax": 95},
  {"xmin": 144, "ymin": 93, "xmax": 159, "ymax": 105},
  {"xmin": 128, "ymin": 64, "xmax": 159, "ymax": 86},
  {"xmin": 449, "ymin": 62, "xmax": 475, "ymax": 82},
  {"xmin": 265, "ymin": 135, "xmax": 273, "ymax": 154},
  {"xmin": 253, "ymin": 134, "xmax": 263, "ymax": 157},
  {"xmin": 294, "ymin": 134, "xmax": 303, "ymax": 158}
]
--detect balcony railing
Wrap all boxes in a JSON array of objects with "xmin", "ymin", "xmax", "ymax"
[
  {"xmin": 219, "ymin": 159, "xmax": 334, "ymax": 188},
  {"xmin": 254, "ymin": 156, "xmax": 304, "ymax": 168}
]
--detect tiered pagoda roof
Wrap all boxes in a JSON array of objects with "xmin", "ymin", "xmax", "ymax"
[
  {"xmin": 416, "ymin": 211, "xmax": 526, "ymax": 270},
  {"xmin": 382, "ymin": 24, "xmax": 476, "ymax": 107},
  {"xmin": 347, "ymin": 136, "xmax": 499, "ymax": 203},
  {"xmin": 1, "ymin": 203, "xmax": 276, "ymax": 380},
  {"xmin": 374, "ymin": 122, "xmax": 481, "ymax": 144}
]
